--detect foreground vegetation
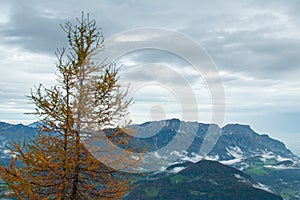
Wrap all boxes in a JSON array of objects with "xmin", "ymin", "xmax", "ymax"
[{"xmin": 0, "ymin": 14, "xmax": 135, "ymax": 199}]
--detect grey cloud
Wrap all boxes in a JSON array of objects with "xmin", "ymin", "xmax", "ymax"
[
  {"xmin": 0, "ymin": 2, "xmax": 65, "ymax": 53},
  {"xmin": 194, "ymin": 15, "xmax": 300, "ymax": 80},
  {"xmin": 1, "ymin": 0, "xmax": 129, "ymax": 54},
  {"xmin": 0, "ymin": 0, "xmax": 299, "ymax": 149}
]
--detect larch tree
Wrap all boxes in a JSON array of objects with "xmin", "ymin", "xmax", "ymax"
[{"xmin": 0, "ymin": 14, "xmax": 138, "ymax": 199}]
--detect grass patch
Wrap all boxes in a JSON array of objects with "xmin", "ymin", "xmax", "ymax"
[
  {"xmin": 170, "ymin": 174, "xmax": 185, "ymax": 184},
  {"xmin": 145, "ymin": 187, "xmax": 159, "ymax": 198},
  {"xmin": 263, "ymin": 159, "xmax": 277, "ymax": 165},
  {"xmin": 246, "ymin": 167, "xmax": 268, "ymax": 175},
  {"xmin": 189, "ymin": 190, "xmax": 206, "ymax": 196},
  {"xmin": 281, "ymin": 189, "xmax": 296, "ymax": 200},
  {"xmin": 187, "ymin": 176, "xmax": 203, "ymax": 183},
  {"xmin": 281, "ymin": 193, "xmax": 290, "ymax": 200}
]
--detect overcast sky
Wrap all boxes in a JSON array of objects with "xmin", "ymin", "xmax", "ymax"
[{"xmin": 0, "ymin": 0, "xmax": 299, "ymax": 155}]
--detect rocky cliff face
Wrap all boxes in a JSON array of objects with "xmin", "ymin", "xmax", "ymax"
[{"xmin": 120, "ymin": 119, "xmax": 297, "ymax": 162}]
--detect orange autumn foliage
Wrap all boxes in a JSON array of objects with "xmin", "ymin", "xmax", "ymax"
[{"xmin": 0, "ymin": 14, "xmax": 140, "ymax": 200}]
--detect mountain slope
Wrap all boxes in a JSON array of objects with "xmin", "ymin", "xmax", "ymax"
[
  {"xmin": 0, "ymin": 122, "xmax": 37, "ymax": 166},
  {"xmin": 210, "ymin": 124, "xmax": 296, "ymax": 161},
  {"xmin": 124, "ymin": 160, "xmax": 283, "ymax": 200},
  {"xmin": 120, "ymin": 119, "xmax": 299, "ymax": 199},
  {"xmin": 0, "ymin": 120, "xmax": 299, "ymax": 199}
]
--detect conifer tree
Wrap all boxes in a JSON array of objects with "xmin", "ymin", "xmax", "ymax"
[{"xmin": 0, "ymin": 14, "xmax": 135, "ymax": 199}]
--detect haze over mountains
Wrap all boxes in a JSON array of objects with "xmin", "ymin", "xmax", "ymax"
[
  {"xmin": 123, "ymin": 119, "xmax": 300, "ymax": 199},
  {"xmin": 125, "ymin": 160, "xmax": 283, "ymax": 200},
  {"xmin": 0, "ymin": 119, "xmax": 299, "ymax": 199}
]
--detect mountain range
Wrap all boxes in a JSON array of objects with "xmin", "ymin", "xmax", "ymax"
[{"xmin": 0, "ymin": 119, "xmax": 299, "ymax": 199}]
